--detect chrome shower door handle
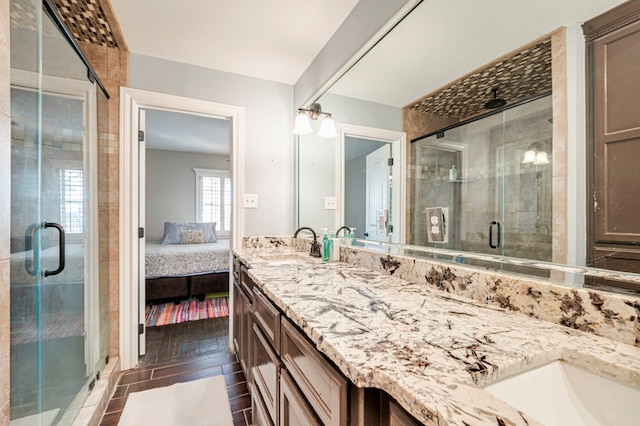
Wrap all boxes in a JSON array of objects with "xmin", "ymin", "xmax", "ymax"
[
  {"xmin": 489, "ymin": 220, "xmax": 501, "ymax": 249},
  {"xmin": 43, "ymin": 222, "xmax": 66, "ymax": 277}
]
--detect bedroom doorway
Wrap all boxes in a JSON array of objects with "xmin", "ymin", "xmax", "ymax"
[
  {"xmin": 138, "ymin": 107, "xmax": 232, "ymax": 364},
  {"xmin": 120, "ymin": 88, "xmax": 245, "ymax": 370}
]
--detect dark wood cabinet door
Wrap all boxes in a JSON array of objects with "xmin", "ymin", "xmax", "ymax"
[
  {"xmin": 251, "ymin": 323, "xmax": 281, "ymax": 426},
  {"xmin": 592, "ymin": 18, "xmax": 640, "ymax": 245},
  {"xmin": 280, "ymin": 318, "xmax": 348, "ymax": 426},
  {"xmin": 233, "ymin": 282, "xmax": 242, "ymax": 356},
  {"xmin": 280, "ymin": 369, "xmax": 322, "ymax": 426}
]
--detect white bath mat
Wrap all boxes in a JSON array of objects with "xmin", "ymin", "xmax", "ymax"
[{"xmin": 118, "ymin": 375, "xmax": 233, "ymax": 426}]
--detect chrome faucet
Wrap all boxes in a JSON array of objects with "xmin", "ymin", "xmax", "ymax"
[
  {"xmin": 293, "ymin": 226, "xmax": 321, "ymax": 258},
  {"xmin": 335, "ymin": 226, "xmax": 351, "ymax": 236}
]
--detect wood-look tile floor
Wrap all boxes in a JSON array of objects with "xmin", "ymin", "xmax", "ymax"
[
  {"xmin": 100, "ymin": 317, "xmax": 251, "ymax": 425},
  {"xmin": 139, "ymin": 316, "xmax": 230, "ymax": 367}
]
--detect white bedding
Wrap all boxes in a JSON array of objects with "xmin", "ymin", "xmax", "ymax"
[
  {"xmin": 144, "ymin": 240, "xmax": 230, "ymax": 279},
  {"xmin": 10, "ymin": 243, "xmax": 85, "ymax": 286}
]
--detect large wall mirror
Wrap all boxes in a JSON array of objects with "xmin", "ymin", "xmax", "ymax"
[{"xmin": 296, "ymin": 0, "xmax": 640, "ymax": 295}]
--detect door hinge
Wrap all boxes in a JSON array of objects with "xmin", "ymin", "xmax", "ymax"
[
  {"xmin": 388, "ymin": 224, "xmax": 394, "ymax": 233},
  {"xmin": 388, "ymin": 157, "xmax": 394, "ymax": 167},
  {"xmin": 138, "ymin": 130, "xmax": 145, "ymax": 142},
  {"xmin": 138, "ymin": 323, "xmax": 144, "ymax": 334},
  {"xmin": 138, "ymin": 227, "xmax": 144, "ymax": 238}
]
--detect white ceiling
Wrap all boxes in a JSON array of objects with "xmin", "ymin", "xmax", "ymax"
[
  {"xmin": 113, "ymin": 0, "xmax": 626, "ymax": 154},
  {"xmin": 109, "ymin": 0, "xmax": 359, "ymax": 85},
  {"xmin": 327, "ymin": 0, "xmax": 627, "ymax": 108}
]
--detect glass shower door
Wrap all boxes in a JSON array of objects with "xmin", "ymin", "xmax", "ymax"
[
  {"xmin": 410, "ymin": 111, "xmax": 505, "ymax": 256},
  {"xmin": 10, "ymin": 88, "xmax": 90, "ymax": 424},
  {"xmin": 10, "ymin": 1, "xmax": 97, "ymax": 423},
  {"xmin": 409, "ymin": 95, "xmax": 553, "ymax": 270},
  {"xmin": 501, "ymin": 96, "xmax": 553, "ymax": 263}
]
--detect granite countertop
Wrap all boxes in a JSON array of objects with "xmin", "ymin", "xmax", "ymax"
[{"xmin": 234, "ymin": 247, "xmax": 640, "ymax": 425}]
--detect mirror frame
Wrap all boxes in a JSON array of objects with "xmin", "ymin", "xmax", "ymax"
[{"xmin": 337, "ymin": 123, "xmax": 406, "ymax": 244}]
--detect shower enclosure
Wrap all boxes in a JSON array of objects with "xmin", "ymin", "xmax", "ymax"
[
  {"xmin": 9, "ymin": 0, "xmax": 109, "ymax": 423},
  {"xmin": 409, "ymin": 95, "xmax": 553, "ymax": 274}
]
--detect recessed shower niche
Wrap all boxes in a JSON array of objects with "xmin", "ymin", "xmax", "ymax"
[{"xmin": 409, "ymin": 94, "xmax": 553, "ymax": 276}]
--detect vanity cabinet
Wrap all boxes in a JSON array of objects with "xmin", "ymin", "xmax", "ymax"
[
  {"xmin": 251, "ymin": 323, "xmax": 281, "ymax": 425},
  {"xmin": 280, "ymin": 318, "xmax": 348, "ymax": 426},
  {"xmin": 250, "ymin": 284, "xmax": 347, "ymax": 426},
  {"xmin": 232, "ymin": 260, "xmax": 254, "ymax": 381},
  {"xmin": 387, "ymin": 401, "xmax": 421, "ymax": 426},
  {"xmin": 241, "ymin": 257, "xmax": 422, "ymax": 426},
  {"xmin": 280, "ymin": 369, "xmax": 322, "ymax": 426}
]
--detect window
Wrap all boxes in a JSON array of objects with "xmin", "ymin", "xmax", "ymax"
[
  {"xmin": 194, "ymin": 168, "xmax": 231, "ymax": 238},
  {"xmin": 59, "ymin": 169, "xmax": 84, "ymax": 234}
]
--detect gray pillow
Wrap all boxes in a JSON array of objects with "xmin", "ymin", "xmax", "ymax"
[{"xmin": 160, "ymin": 222, "xmax": 217, "ymax": 244}]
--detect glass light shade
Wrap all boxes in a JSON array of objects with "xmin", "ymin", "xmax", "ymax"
[
  {"xmin": 534, "ymin": 151, "xmax": 549, "ymax": 165},
  {"xmin": 522, "ymin": 149, "xmax": 536, "ymax": 164},
  {"xmin": 317, "ymin": 116, "xmax": 337, "ymax": 139},
  {"xmin": 293, "ymin": 113, "xmax": 313, "ymax": 135}
]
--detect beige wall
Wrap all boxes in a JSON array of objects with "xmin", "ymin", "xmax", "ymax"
[{"xmin": 0, "ymin": 0, "xmax": 10, "ymax": 422}]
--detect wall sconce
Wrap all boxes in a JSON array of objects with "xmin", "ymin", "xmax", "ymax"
[
  {"xmin": 522, "ymin": 143, "xmax": 550, "ymax": 165},
  {"xmin": 293, "ymin": 102, "xmax": 337, "ymax": 139}
]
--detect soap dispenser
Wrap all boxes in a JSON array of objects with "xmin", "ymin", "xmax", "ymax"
[
  {"xmin": 321, "ymin": 228, "xmax": 332, "ymax": 262},
  {"xmin": 449, "ymin": 165, "xmax": 458, "ymax": 181}
]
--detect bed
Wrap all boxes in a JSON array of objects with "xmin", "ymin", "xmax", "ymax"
[
  {"xmin": 10, "ymin": 242, "xmax": 85, "ymax": 345},
  {"xmin": 144, "ymin": 238, "xmax": 230, "ymax": 304}
]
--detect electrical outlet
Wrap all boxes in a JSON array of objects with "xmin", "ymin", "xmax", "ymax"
[
  {"xmin": 324, "ymin": 196, "xmax": 337, "ymax": 210},
  {"xmin": 243, "ymin": 193, "xmax": 258, "ymax": 208}
]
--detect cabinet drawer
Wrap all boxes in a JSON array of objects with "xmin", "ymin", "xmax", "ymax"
[
  {"xmin": 251, "ymin": 382, "xmax": 274, "ymax": 426},
  {"xmin": 280, "ymin": 319, "xmax": 348, "ymax": 426},
  {"xmin": 280, "ymin": 369, "xmax": 322, "ymax": 426},
  {"xmin": 232, "ymin": 283, "xmax": 242, "ymax": 356},
  {"xmin": 233, "ymin": 256, "xmax": 241, "ymax": 280},
  {"xmin": 253, "ymin": 287, "xmax": 281, "ymax": 353},
  {"xmin": 240, "ymin": 267, "xmax": 255, "ymax": 303},
  {"xmin": 251, "ymin": 323, "xmax": 281, "ymax": 426},
  {"xmin": 388, "ymin": 400, "xmax": 420, "ymax": 426}
]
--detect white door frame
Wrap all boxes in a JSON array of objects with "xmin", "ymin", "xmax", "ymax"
[
  {"xmin": 337, "ymin": 123, "xmax": 406, "ymax": 244},
  {"xmin": 119, "ymin": 87, "xmax": 244, "ymax": 370}
]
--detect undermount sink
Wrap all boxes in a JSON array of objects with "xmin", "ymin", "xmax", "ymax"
[
  {"xmin": 484, "ymin": 360, "xmax": 640, "ymax": 426},
  {"xmin": 258, "ymin": 253, "xmax": 318, "ymax": 265}
]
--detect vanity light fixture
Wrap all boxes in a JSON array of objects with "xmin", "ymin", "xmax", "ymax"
[
  {"xmin": 522, "ymin": 143, "xmax": 550, "ymax": 165},
  {"xmin": 293, "ymin": 102, "xmax": 337, "ymax": 139}
]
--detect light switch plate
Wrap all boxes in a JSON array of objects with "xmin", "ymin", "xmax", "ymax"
[
  {"xmin": 243, "ymin": 193, "xmax": 258, "ymax": 208},
  {"xmin": 324, "ymin": 196, "xmax": 337, "ymax": 210}
]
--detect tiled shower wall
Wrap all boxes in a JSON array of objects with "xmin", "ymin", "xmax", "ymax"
[
  {"xmin": 0, "ymin": 2, "xmax": 127, "ymax": 420},
  {"xmin": 78, "ymin": 40, "xmax": 128, "ymax": 358}
]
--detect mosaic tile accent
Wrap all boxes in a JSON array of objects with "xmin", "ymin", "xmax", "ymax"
[
  {"xmin": 410, "ymin": 39, "xmax": 552, "ymax": 120},
  {"xmin": 51, "ymin": 0, "xmax": 118, "ymax": 48},
  {"xmin": 10, "ymin": 0, "xmax": 117, "ymax": 48}
]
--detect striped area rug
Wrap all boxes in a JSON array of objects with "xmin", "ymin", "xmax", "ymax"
[{"xmin": 145, "ymin": 296, "xmax": 229, "ymax": 327}]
